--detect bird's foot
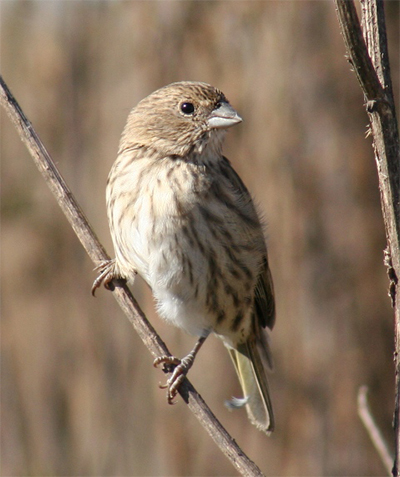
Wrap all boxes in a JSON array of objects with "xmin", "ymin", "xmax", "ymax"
[
  {"xmin": 154, "ymin": 355, "xmax": 195, "ymax": 404},
  {"xmin": 153, "ymin": 335, "xmax": 207, "ymax": 404},
  {"xmin": 91, "ymin": 259, "xmax": 125, "ymax": 296}
]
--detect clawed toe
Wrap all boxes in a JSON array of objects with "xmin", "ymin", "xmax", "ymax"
[
  {"xmin": 154, "ymin": 355, "xmax": 181, "ymax": 372},
  {"xmin": 153, "ymin": 337, "xmax": 207, "ymax": 405},
  {"xmin": 153, "ymin": 355, "xmax": 190, "ymax": 405},
  {"xmin": 91, "ymin": 259, "xmax": 120, "ymax": 296}
]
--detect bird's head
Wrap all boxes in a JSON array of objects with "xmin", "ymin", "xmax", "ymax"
[{"xmin": 119, "ymin": 81, "xmax": 242, "ymax": 158}]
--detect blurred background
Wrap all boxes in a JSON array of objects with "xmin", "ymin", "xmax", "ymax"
[{"xmin": 1, "ymin": 2, "xmax": 399, "ymax": 476}]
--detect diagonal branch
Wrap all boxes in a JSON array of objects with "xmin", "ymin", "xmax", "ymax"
[
  {"xmin": 333, "ymin": 1, "xmax": 400, "ymax": 475},
  {"xmin": 0, "ymin": 75, "xmax": 266, "ymax": 477},
  {"xmin": 358, "ymin": 386, "xmax": 393, "ymax": 476}
]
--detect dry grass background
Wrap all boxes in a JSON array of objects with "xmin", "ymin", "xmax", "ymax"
[{"xmin": 1, "ymin": 1, "xmax": 399, "ymax": 476}]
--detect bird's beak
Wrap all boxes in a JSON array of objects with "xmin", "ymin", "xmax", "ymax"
[{"xmin": 207, "ymin": 102, "xmax": 242, "ymax": 129}]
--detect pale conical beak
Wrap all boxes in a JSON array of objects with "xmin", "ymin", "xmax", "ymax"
[{"xmin": 207, "ymin": 102, "xmax": 242, "ymax": 129}]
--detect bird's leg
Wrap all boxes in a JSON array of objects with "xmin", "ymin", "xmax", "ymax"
[{"xmin": 154, "ymin": 335, "xmax": 208, "ymax": 404}]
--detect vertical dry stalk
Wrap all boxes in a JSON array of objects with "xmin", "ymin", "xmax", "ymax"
[{"xmin": 334, "ymin": 0, "xmax": 400, "ymax": 475}]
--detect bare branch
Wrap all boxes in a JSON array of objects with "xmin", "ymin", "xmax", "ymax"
[
  {"xmin": 333, "ymin": 1, "xmax": 400, "ymax": 475},
  {"xmin": 358, "ymin": 386, "xmax": 393, "ymax": 476},
  {"xmin": 0, "ymin": 75, "xmax": 267, "ymax": 477},
  {"xmin": 334, "ymin": 0, "xmax": 383, "ymax": 100}
]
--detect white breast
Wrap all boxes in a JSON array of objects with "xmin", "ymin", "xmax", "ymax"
[{"xmin": 107, "ymin": 152, "xmax": 264, "ymax": 341}]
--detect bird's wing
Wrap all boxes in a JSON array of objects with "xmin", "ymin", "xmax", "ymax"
[
  {"xmin": 254, "ymin": 258, "xmax": 275, "ymax": 330},
  {"xmin": 221, "ymin": 156, "xmax": 276, "ymax": 331}
]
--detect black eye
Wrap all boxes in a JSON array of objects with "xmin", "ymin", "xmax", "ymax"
[{"xmin": 181, "ymin": 102, "xmax": 195, "ymax": 115}]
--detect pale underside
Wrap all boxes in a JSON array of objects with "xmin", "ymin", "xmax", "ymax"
[{"xmin": 107, "ymin": 146, "xmax": 267, "ymax": 347}]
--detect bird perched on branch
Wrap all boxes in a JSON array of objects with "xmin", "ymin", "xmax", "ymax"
[{"xmin": 93, "ymin": 81, "xmax": 276, "ymax": 433}]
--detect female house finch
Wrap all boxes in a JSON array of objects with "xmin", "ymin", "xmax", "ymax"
[{"xmin": 93, "ymin": 82, "xmax": 276, "ymax": 433}]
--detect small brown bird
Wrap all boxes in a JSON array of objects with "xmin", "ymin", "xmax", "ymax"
[{"xmin": 93, "ymin": 81, "xmax": 276, "ymax": 433}]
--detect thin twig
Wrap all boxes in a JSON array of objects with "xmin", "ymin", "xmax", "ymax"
[
  {"xmin": 333, "ymin": 1, "xmax": 400, "ymax": 475},
  {"xmin": 0, "ymin": 75, "xmax": 267, "ymax": 477},
  {"xmin": 358, "ymin": 386, "xmax": 393, "ymax": 476}
]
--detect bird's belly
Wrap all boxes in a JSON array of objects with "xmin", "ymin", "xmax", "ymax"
[
  {"xmin": 133, "ymin": 214, "xmax": 259, "ymax": 342},
  {"xmin": 145, "ymin": 232, "xmax": 213, "ymax": 337},
  {"xmin": 109, "ymin": 160, "xmax": 264, "ymax": 342}
]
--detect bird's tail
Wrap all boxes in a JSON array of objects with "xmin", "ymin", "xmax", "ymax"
[{"xmin": 226, "ymin": 331, "xmax": 274, "ymax": 434}]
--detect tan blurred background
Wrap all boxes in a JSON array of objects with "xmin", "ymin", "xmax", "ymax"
[{"xmin": 1, "ymin": 1, "xmax": 399, "ymax": 475}]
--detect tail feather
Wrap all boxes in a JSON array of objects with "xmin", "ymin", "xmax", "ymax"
[{"xmin": 227, "ymin": 333, "xmax": 274, "ymax": 434}]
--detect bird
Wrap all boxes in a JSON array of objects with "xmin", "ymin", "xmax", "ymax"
[{"xmin": 92, "ymin": 81, "xmax": 276, "ymax": 433}]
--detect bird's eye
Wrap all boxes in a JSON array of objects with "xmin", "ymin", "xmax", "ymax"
[{"xmin": 180, "ymin": 102, "xmax": 195, "ymax": 115}]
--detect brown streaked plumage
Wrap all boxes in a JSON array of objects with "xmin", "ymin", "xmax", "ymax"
[{"xmin": 93, "ymin": 81, "xmax": 276, "ymax": 433}]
